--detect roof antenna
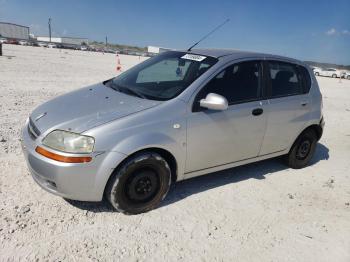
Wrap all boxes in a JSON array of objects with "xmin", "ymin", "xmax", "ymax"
[{"xmin": 187, "ymin": 18, "xmax": 230, "ymax": 51}]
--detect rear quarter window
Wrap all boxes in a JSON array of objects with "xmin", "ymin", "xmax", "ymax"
[{"xmin": 298, "ymin": 66, "xmax": 312, "ymax": 94}]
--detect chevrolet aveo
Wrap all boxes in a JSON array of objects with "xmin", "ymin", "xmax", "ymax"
[{"xmin": 21, "ymin": 49, "xmax": 324, "ymax": 214}]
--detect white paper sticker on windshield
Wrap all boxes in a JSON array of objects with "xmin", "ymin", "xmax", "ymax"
[{"xmin": 181, "ymin": 54, "xmax": 206, "ymax": 62}]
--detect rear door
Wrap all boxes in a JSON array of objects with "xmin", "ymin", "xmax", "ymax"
[{"xmin": 259, "ymin": 61, "xmax": 311, "ymax": 155}]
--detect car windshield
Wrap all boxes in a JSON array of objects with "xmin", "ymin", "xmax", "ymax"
[{"xmin": 106, "ymin": 51, "xmax": 218, "ymax": 101}]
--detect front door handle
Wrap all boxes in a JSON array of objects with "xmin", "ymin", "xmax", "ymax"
[
  {"xmin": 252, "ymin": 108, "xmax": 263, "ymax": 116},
  {"xmin": 301, "ymin": 101, "xmax": 308, "ymax": 106}
]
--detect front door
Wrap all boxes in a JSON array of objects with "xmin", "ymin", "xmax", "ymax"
[{"xmin": 185, "ymin": 60, "xmax": 267, "ymax": 173}]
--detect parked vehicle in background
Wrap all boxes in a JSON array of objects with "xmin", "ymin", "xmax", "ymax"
[
  {"xmin": 37, "ymin": 42, "xmax": 48, "ymax": 47},
  {"xmin": 6, "ymin": 39, "xmax": 19, "ymax": 45},
  {"xmin": 0, "ymin": 38, "xmax": 7, "ymax": 43},
  {"xmin": 47, "ymin": 43, "xmax": 57, "ymax": 48},
  {"xmin": 19, "ymin": 40, "xmax": 28, "ymax": 46},
  {"xmin": 314, "ymin": 68, "xmax": 342, "ymax": 78},
  {"xmin": 342, "ymin": 71, "xmax": 350, "ymax": 80},
  {"xmin": 311, "ymin": 66, "xmax": 321, "ymax": 73},
  {"xmin": 21, "ymin": 49, "xmax": 324, "ymax": 214}
]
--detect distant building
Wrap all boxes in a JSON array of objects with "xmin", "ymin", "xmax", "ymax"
[
  {"xmin": 147, "ymin": 46, "xmax": 173, "ymax": 54},
  {"xmin": 0, "ymin": 22, "xmax": 29, "ymax": 40},
  {"xmin": 36, "ymin": 36, "xmax": 88, "ymax": 45}
]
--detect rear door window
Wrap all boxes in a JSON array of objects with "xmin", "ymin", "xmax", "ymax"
[{"xmin": 268, "ymin": 61, "xmax": 302, "ymax": 98}]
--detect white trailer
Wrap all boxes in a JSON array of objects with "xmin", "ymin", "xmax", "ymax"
[{"xmin": 0, "ymin": 22, "xmax": 29, "ymax": 40}]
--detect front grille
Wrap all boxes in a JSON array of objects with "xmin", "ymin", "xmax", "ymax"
[{"xmin": 28, "ymin": 118, "xmax": 41, "ymax": 139}]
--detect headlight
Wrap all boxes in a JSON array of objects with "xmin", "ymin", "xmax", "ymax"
[{"xmin": 42, "ymin": 130, "xmax": 95, "ymax": 153}]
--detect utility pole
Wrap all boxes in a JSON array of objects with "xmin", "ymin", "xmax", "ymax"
[
  {"xmin": 0, "ymin": 34, "xmax": 2, "ymax": 56},
  {"xmin": 48, "ymin": 18, "xmax": 52, "ymax": 43},
  {"xmin": 105, "ymin": 36, "xmax": 108, "ymax": 47}
]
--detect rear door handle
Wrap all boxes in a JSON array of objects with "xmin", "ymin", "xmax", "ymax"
[{"xmin": 252, "ymin": 108, "xmax": 263, "ymax": 116}]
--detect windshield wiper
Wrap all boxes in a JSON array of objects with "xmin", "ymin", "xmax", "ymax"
[
  {"xmin": 119, "ymin": 85, "xmax": 147, "ymax": 99},
  {"xmin": 107, "ymin": 81, "xmax": 147, "ymax": 99}
]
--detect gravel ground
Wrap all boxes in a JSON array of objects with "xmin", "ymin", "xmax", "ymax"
[{"xmin": 0, "ymin": 45, "xmax": 350, "ymax": 261}]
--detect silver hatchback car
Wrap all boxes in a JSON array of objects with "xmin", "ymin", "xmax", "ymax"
[{"xmin": 21, "ymin": 49, "xmax": 324, "ymax": 214}]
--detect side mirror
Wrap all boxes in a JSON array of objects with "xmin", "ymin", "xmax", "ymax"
[{"xmin": 200, "ymin": 93, "xmax": 228, "ymax": 111}]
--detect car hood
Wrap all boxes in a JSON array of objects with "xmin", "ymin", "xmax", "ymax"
[{"xmin": 30, "ymin": 83, "xmax": 162, "ymax": 134}]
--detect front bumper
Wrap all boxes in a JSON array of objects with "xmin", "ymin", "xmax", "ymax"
[{"xmin": 21, "ymin": 120, "xmax": 126, "ymax": 201}]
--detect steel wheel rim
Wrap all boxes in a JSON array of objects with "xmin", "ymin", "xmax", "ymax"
[
  {"xmin": 296, "ymin": 140, "xmax": 311, "ymax": 160},
  {"xmin": 125, "ymin": 169, "xmax": 160, "ymax": 203}
]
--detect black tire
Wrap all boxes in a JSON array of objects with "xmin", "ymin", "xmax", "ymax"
[
  {"xmin": 332, "ymin": 74, "xmax": 337, "ymax": 78},
  {"xmin": 347, "ymin": 75, "xmax": 350, "ymax": 80},
  {"xmin": 285, "ymin": 129, "xmax": 318, "ymax": 169},
  {"xmin": 105, "ymin": 152, "xmax": 171, "ymax": 215},
  {"xmin": 315, "ymin": 72, "xmax": 319, "ymax": 76}
]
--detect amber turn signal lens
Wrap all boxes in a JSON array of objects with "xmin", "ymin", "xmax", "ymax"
[{"xmin": 35, "ymin": 146, "xmax": 92, "ymax": 163}]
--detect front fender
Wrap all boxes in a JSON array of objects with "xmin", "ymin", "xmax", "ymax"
[
  {"xmin": 110, "ymin": 132, "xmax": 186, "ymax": 180},
  {"xmin": 91, "ymin": 132, "xmax": 186, "ymax": 201}
]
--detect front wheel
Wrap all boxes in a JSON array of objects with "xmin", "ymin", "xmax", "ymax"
[
  {"xmin": 285, "ymin": 129, "xmax": 318, "ymax": 169},
  {"xmin": 315, "ymin": 72, "xmax": 319, "ymax": 76},
  {"xmin": 332, "ymin": 74, "xmax": 337, "ymax": 78},
  {"xmin": 105, "ymin": 152, "xmax": 171, "ymax": 215},
  {"xmin": 347, "ymin": 75, "xmax": 350, "ymax": 80}
]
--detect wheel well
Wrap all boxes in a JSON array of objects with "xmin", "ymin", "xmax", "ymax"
[
  {"xmin": 302, "ymin": 124, "xmax": 322, "ymax": 140},
  {"xmin": 112, "ymin": 148, "xmax": 178, "ymax": 183},
  {"xmin": 146, "ymin": 148, "xmax": 178, "ymax": 182}
]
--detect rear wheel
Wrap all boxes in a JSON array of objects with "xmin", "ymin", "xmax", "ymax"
[
  {"xmin": 332, "ymin": 74, "xmax": 337, "ymax": 78},
  {"xmin": 106, "ymin": 152, "xmax": 171, "ymax": 215},
  {"xmin": 347, "ymin": 75, "xmax": 350, "ymax": 80},
  {"xmin": 285, "ymin": 129, "xmax": 317, "ymax": 169},
  {"xmin": 315, "ymin": 72, "xmax": 319, "ymax": 76}
]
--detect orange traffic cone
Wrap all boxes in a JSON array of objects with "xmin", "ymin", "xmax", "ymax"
[{"xmin": 116, "ymin": 54, "xmax": 122, "ymax": 72}]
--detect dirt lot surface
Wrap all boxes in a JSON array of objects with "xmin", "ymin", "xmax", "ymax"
[{"xmin": 1, "ymin": 45, "xmax": 350, "ymax": 261}]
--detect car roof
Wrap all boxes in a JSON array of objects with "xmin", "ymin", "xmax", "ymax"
[{"xmin": 185, "ymin": 48, "xmax": 301, "ymax": 63}]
